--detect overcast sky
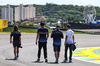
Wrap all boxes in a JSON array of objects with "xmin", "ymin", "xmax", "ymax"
[{"xmin": 0, "ymin": 0, "xmax": 100, "ymax": 7}]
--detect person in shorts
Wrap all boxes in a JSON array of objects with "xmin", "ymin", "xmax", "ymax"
[
  {"xmin": 10, "ymin": 25, "xmax": 21, "ymax": 60},
  {"xmin": 36, "ymin": 22, "xmax": 49, "ymax": 62},
  {"xmin": 51, "ymin": 25, "xmax": 64, "ymax": 63}
]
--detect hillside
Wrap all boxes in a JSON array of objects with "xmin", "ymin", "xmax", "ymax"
[{"xmin": 0, "ymin": 3, "xmax": 100, "ymax": 22}]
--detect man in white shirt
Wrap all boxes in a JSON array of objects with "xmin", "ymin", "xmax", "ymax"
[{"xmin": 64, "ymin": 24, "xmax": 74, "ymax": 63}]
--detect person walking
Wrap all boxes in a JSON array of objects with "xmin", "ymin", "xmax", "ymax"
[
  {"xmin": 36, "ymin": 22, "xmax": 49, "ymax": 62},
  {"xmin": 64, "ymin": 24, "xmax": 75, "ymax": 63},
  {"xmin": 10, "ymin": 25, "xmax": 21, "ymax": 60},
  {"xmin": 51, "ymin": 25, "xmax": 64, "ymax": 63}
]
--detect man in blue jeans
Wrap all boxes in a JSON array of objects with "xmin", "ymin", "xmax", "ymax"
[
  {"xmin": 36, "ymin": 22, "xmax": 49, "ymax": 62},
  {"xmin": 64, "ymin": 24, "xmax": 75, "ymax": 63},
  {"xmin": 51, "ymin": 25, "xmax": 64, "ymax": 63}
]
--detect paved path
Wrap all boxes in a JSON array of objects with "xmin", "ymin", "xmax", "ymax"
[
  {"xmin": 0, "ymin": 33, "xmax": 100, "ymax": 66},
  {"xmin": 73, "ymin": 47, "xmax": 100, "ymax": 64},
  {"xmin": 73, "ymin": 29, "xmax": 100, "ymax": 34}
]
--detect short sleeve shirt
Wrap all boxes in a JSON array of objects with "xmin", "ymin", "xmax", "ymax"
[
  {"xmin": 10, "ymin": 31, "xmax": 21, "ymax": 42},
  {"xmin": 51, "ymin": 29, "xmax": 64, "ymax": 45},
  {"xmin": 66, "ymin": 29, "xmax": 74, "ymax": 44},
  {"xmin": 37, "ymin": 27, "xmax": 48, "ymax": 42}
]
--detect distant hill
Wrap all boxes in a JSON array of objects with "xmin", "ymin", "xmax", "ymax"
[{"xmin": 0, "ymin": 3, "xmax": 100, "ymax": 22}]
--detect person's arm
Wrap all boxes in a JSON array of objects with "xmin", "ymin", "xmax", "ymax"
[
  {"xmin": 10, "ymin": 36, "xmax": 12, "ymax": 44},
  {"xmin": 73, "ymin": 36, "xmax": 74, "ymax": 44},
  {"xmin": 10, "ymin": 32, "xmax": 13, "ymax": 44},
  {"xmin": 64, "ymin": 36, "xmax": 68, "ymax": 46},
  {"xmin": 46, "ymin": 33, "xmax": 49, "ymax": 40},
  {"xmin": 61, "ymin": 32, "xmax": 64, "ymax": 39},
  {"xmin": 51, "ymin": 31, "xmax": 54, "ymax": 38},
  {"xmin": 36, "ymin": 33, "xmax": 39, "ymax": 45},
  {"xmin": 46, "ymin": 29, "xmax": 49, "ymax": 40},
  {"xmin": 19, "ymin": 36, "xmax": 21, "ymax": 45}
]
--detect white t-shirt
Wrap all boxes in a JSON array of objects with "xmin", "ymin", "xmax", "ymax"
[{"xmin": 66, "ymin": 29, "xmax": 74, "ymax": 44}]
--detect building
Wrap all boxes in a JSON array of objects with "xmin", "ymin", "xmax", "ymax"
[
  {"xmin": 1, "ymin": 4, "xmax": 13, "ymax": 25},
  {"xmin": 15, "ymin": 7, "xmax": 20, "ymax": 21},
  {"xmin": 28, "ymin": 5, "xmax": 35, "ymax": 18},
  {"xmin": 15, "ymin": 4, "xmax": 36, "ymax": 22},
  {"xmin": 26, "ymin": 5, "xmax": 36, "ymax": 19},
  {"xmin": 23, "ymin": 7, "xmax": 26, "ymax": 20},
  {"xmin": 15, "ymin": 4, "xmax": 24, "ymax": 22},
  {"xmin": 20, "ymin": 4, "xmax": 24, "ymax": 20}
]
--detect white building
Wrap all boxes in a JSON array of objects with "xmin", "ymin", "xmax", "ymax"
[
  {"xmin": 23, "ymin": 7, "xmax": 26, "ymax": 20},
  {"xmin": 15, "ymin": 4, "xmax": 24, "ymax": 22},
  {"xmin": 15, "ymin": 7, "xmax": 20, "ymax": 21},
  {"xmin": 20, "ymin": 4, "xmax": 24, "ymax": 20},
  {"xmin": 1, "ymin": 4, "xmax": 13, "ymax": 25},
  {"xmin": 26, "ymin": 5, "xmax": 36, "ymax": 19},
  {"xmin": 10, "ymin": 8, "xmax": 13, "ymax": 25},
  {"xmin": 15, "ymin": 4, "xmax": 36, "ymax": 22},
  {"xmin": 32, "ymin": 6, "xmax": 36, "ymax": 18},
  {"xmin": 28, "ymin": 5, "xmax": 35, "ymax": 18},
  {"xmin": 1, "ymin": 8, "xmax": 7, "ymax": 19}
]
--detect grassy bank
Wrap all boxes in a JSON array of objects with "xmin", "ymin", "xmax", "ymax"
[{"xmin": 3, "ymin": 27, "xmax": 88, "ymax": 34}]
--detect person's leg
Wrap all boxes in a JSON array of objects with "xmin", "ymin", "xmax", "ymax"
[
  {"xmin": 38, "ymin": 42, "xmax": 42, "ymax": 59},
  {"xmin": 13, "ymin": 41, "xmax": 19, "ymax": 60},
  {"xmin": 69, "ymin": 44, "xmax": 73, "ymax": 62},
  {"xmin": 53, "ymin": 45, "xmax": 60, "ymax": 63},
  {"xmin": 53, "ymin": 44, "xmax": 57, "ymax": 62},
  {"xmin": 58, "ymin": 52, "xmax": 60, "ymax": 59},
  {"xmin": 55, "ymin": 51, "xmax": 58, "ymax": 59},
  {"xmin": 53, "ymin": 45, "xmax": 58, "ymax": 59},
  {"xmin": 56, "ymin": 45, "xmax": 61, "ymax": 60},
  {"xmin": 14, "ymin": 47, "xmax": 18, "ymax": 60},
  {"xmin": 56, "ymin": 52, "xmax": 60, "ymax": 59},
  {"xmin": 17, "ymin": 48, "xmax": 19, "ymax": 56},
  {"xmin": 14, "ymin": 47, "xmax": 17, "ymax": 57},
  {"xmin": 43, "ymin": 42, "xmax": 47, "ymax": 59},
  {"xmin": 13, "ymin": 41, "xmax": 17, "ymax": 57},
  {"xmin": 57, "ymin": 45, "xmax": 61, "ymax": 60},
  {"xmin": 55, "ymin": 51, "xmax": 59, "ymax": 63},
  {"xmin": 43, "ymin": 42, "xmax": 48, "ymax": 62},
  {"xmin": 64, "ymin": 44, "xmax": 68, "ymax": 60}
]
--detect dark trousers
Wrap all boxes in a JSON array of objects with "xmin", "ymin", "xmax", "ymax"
[
  {"xmin": 38, "ymin": 42, "xmax": 47, "ymax": 59},
  {"xmin": 65, "ymin": 44, "xmax": 73, "ymax": 60}
]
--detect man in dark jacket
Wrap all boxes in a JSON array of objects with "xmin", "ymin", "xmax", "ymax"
[{"xmin": 51, "ymin": 25, "xmax": 64, "ymax": 63}]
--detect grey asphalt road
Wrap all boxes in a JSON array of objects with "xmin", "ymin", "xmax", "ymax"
[{"xmin": 0, "ymin": 33, "xmax": 100, "ymax": 66}]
